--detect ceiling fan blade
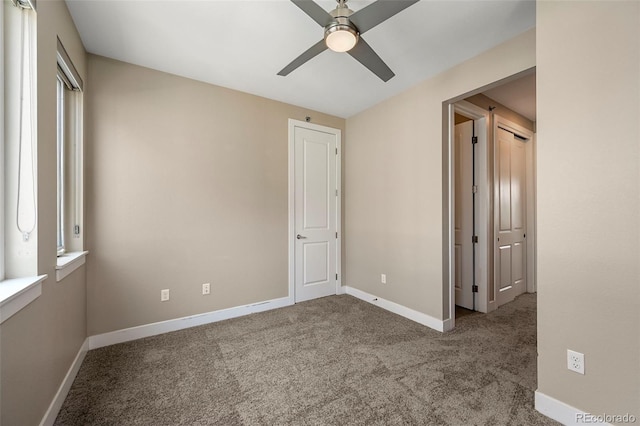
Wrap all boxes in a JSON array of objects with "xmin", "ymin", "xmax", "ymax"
[
  {"xmin": 350, "ymin": 0, "xmax": 419, "ymax": 34},
  {"xmin": 291, "ymin": 0, "xmax": 334, "ymax": 27},
  {"xmin": 278, "ymin": 39, "xmax": 328, "ymax": 76},
  {"xmin": 348, "ymin": 37, "xmax": 395, "ymax": 82}
]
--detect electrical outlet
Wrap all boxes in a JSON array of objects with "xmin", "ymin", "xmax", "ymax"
[
  {"xmin": 381, "ymin": 274, "xmax": 387, "ymax": 284},
  {"xmin": 202, "ymin": 283, "xmax": 210, "ymax": 295},
  {"xmin": 567, "ymin": 349, "xmax": 585, "ymax": 374},
  {"xmin": 160, "ymin": 289, "xmax": 170, "ymax": 302}
]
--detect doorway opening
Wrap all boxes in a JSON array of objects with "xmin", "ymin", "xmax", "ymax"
[{"xmin": 445, "ymin": 69, "xmax": 536, "ymax": 329}]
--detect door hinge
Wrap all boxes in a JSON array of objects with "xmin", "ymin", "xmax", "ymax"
[
  {"xmin": 472, "ymin": 136, "xmax": 478, "ymax": 144},
  {"xmin": 472, "ymin": 185, "xmax": 478, "ymax": 193},
  {"xmin": 472, "ymin": 285, "xmax": 479, "ymax": 293},
  {"xmin": 336, "ymin": 273, "xmax": 338, "ymax": 280},
  {"xmin": 472, "ymin": 235, "xmax": 478, "ymax": 243},
  {"xmin": 335, "ymin": 148, "xmax": 338, "ymax": 155},
  {"xmin": 336, "ymin": 232, "xmax": 338, "ymax": 238},
  {"xmin": 74, "ymin": 225, "xmax": 80, "ymax": 235},
  {"xmin": 336, "ymin": 189, "xmax": 338, "ymax": 196}
]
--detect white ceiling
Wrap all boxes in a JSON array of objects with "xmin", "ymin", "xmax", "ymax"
[{"xmin": 65, "ymin": 0, "xmax": 535, "ymax": 118}]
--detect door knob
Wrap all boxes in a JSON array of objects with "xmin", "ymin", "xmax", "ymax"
[{"xmin": 296, "ymin": 234, "xmax": 306, "ymax": 239}]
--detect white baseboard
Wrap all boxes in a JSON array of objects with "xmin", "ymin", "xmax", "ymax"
[
  {"xmin": 88, "ymin": 296, "xmax": 292, "ymax": 349},
  {"xmin": 40, "ymin": 338, "xmax": 89, "ymax": 426},
  {"xmin": 535, "ymin": 391, "xmax": 612, "ymax": 425},
  {"xmin": 344, "ymin": 286, "xmax": 446, "ymax": 332},
  {"xmin": 336, "ymin": 284, "xmax": 347, "ymax": 295},
  {"xmin": 442, "ymin": 317, "xmax": 455, "ymax": 332}
]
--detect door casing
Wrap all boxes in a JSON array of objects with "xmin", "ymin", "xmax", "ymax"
[
  {"xmin": 454, "ymin": 119, "xmax": 475, "ymax": 311},
  {"xmin": 449, "ymin": 102, "xmax": 490, "ymax": 322},
  {"xmin": 288, "ymin": 119, "xmax": 342, "ymax": 303}
]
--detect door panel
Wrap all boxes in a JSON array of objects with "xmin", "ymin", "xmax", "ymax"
[
  {"xmin": 303, "ymin": 242, "xmax": 329, "ymax": 285},
  {"xmin": 512, "ymin": 241, "xmax": 524, "ymax": 289},
  {"xmin": 499, "ymin": 137, "xmax": 511, "ymax": 232},
  {"xmin": 295, "ymin": 126, "xmax": 337, "ymax": 302},
  {"xmin": 454, "ymin": 121, "xmax": 474, "ymax": 310},
  {"xmin": 499, "ymin": 245, "xmax": 511, "ymax": 291},
  {"xmin": 303, "ymin": 140, "xmax": 329, "ymax": 229},
  {"xmin": 496, "ymin": 128, "xmax": 527, "ymax": 306},
  {"xmin": 512, "ymin": 141, "xmax": 525, "ymax": 231}
]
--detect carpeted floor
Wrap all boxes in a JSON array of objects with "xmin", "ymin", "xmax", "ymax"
[{"xmin": 55, "ymin": 293, "xmax": 558, "ymax": 425}]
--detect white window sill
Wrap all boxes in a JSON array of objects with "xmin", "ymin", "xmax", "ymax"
[
  {"xmin": 0, "ymin": 275, "xmax": 48, "ymax": 324},
  {"xmin": 56, "ymin": 251, "xmax": 88, "ymax": 282}
]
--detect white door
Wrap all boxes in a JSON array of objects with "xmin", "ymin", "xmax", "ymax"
[
  {"xmin": 495, "ymin": 127, "xmax": 527, "ymax": 306},
  {"xmin": 454, "ymin": 120, "xmax": 474, "ymax": 310},
  {"xmin": 294, "ymin": 125, "xmax": 338, "ymax": 302}
]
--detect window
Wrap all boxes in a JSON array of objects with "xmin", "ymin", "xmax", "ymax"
[
  {"xmin": 56, "ymin": 38, "xmax": 84, "ymax": 259},
  {"xmin": 55, "ymin": 39, "xmax": 87, "ymax": 281},
  {"xmin": 1, "ymin": 0, "xmax": 47, "ymax": 324},
  {"xmin": 3, "ymin": 0, "xmax": 38, "ymax": 280}
]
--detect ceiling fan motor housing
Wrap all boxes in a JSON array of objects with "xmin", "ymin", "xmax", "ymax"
[{"xmin": 324, "ymin": 4, "xmax": 359, "ymax": 52}]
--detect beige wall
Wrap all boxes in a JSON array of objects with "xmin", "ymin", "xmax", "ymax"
[
  {"xmin": 344, "ymin": 29, "xmax": 535, "ymax": 320},
  {"xmin": 1, "ymin": 1, "xmax": 87, "ymax": 425},
  {"xmin": 85, "ymin": 55, "xmax": 345, "ymax": 335},
  {"xmin": 537, "ymin": 1, "xmax": 639, "ymax": 420}
]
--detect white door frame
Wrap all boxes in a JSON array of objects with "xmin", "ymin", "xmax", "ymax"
[
  {"xmin": 288, "ymin": 119, "xmax": 342, "ymax": 304},
  {"xmin": 447, "ymin": 101, "xmax": 490, "ymax": 329},
  {"xmin": 493, "ymin": 115, "xmax": 536, "ymax": 297}
]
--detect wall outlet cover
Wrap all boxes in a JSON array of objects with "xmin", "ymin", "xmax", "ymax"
[{"xmin": 567, "ymin": 349, "xmax": 585, "ymax": 374}]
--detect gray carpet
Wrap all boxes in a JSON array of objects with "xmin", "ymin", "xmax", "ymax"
[{"xmin": 55, "ymin": 294, "xmax": 558, "ymax": 425}]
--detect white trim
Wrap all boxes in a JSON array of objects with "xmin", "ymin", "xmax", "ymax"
[
  {"xmin": 494, "ymin": 115, "xmax": 534, "ymax": 141},
  {"xmin": 336, "ymin": 285, "xmax": 346, "ymax": 295},
  {"xmin": 55, "ymin": 250, "xmax": 88, "ymax": 281},
  {"xmin": 0, "ymin": 274, "xmax": 47, "ymax": 324},
  {"xmin": 446, "ymin": 101, "xmax": 490, "ymax": 328},
  {"xmin": 287, "ymin": 120, "xmax": 296, "ymax": 306},
  {"xmin": 287, "ymin": 119, "xmax": 342, "ymax": 304},
  {"xmin": 446, "ymin": 104, "xmax": 455, "ymax": 331},
  {"xmin": 527, "ymin": 132, "xmax": 537, "ymax": 293},
  {"xmin": 459, "ymin": 102, "xmax": 490, "ymax": 313},
  {"xmin": 442, "ymin": 318, "xmax": 455, "ymax": 332},
  {"xmin": 454, "ymin": 100, "xmax": 490, "ymax": 122},
  {"xmin": 336, "ymin": 126, "xmax": 342, "ymax": 291},
  {"xmin": 534, "ymin": 391, "xmax": 611, "ymax": 426},
  {"xmin": 345, "ymin": 286, "xmax": 446, "ymax": 332},
  {"xmin": 89, "ymin": 296, "xmax": 292, "ymax": 349},
  {"xmin": 40, "ymin": 338, "xmax": 89, "ymax": 426}
]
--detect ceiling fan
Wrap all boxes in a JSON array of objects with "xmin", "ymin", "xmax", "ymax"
[{"xmin": 278, "ymin": 0, "xmax": 419, "ymax": 82}]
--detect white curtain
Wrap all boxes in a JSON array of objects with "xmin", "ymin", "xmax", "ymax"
[{"xmin": 16, "ymin": 7, "xmax": 36, "ymax": 241}]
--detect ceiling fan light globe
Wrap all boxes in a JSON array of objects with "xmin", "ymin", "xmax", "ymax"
[{"xmin": 324, "ymin": 25, "xmax": 358, "ymax": 53}]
